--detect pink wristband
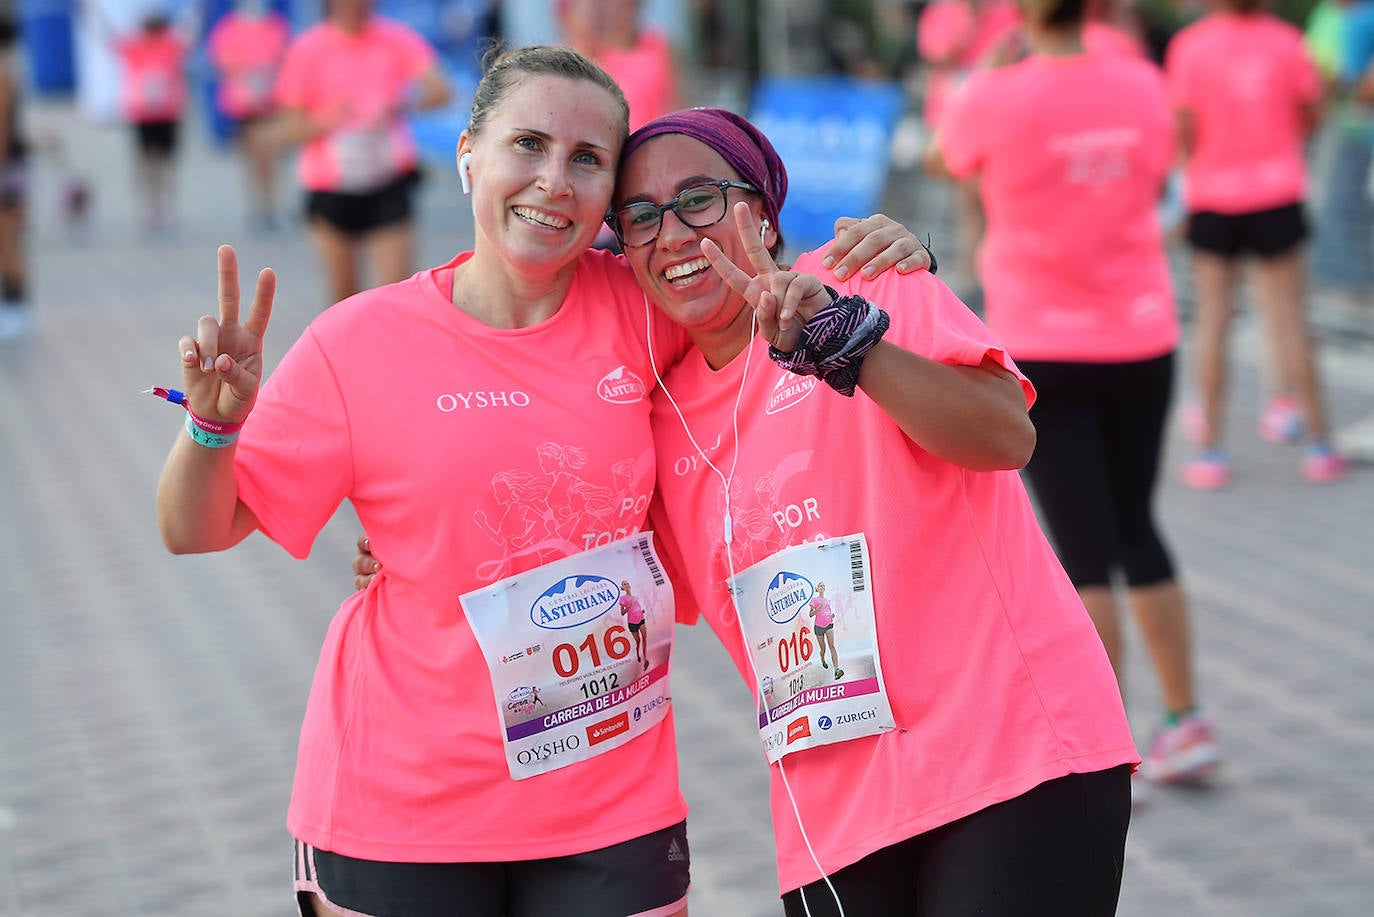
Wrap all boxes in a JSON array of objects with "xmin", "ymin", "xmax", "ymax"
[{"xmin": 185, "ymin": 406, "xmax": 244, "ymax": 436}]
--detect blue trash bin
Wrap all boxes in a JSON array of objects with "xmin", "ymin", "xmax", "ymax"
[{"xmin": 20, "ymin": 0, "xmax": 77, "ymax": 95}]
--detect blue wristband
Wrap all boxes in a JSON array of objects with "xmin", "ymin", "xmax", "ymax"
[{"xmin": 184, "ymin": 412, "xmax": 239, "ymax": 449}]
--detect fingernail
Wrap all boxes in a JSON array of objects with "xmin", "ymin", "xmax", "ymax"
[
  {"xmin": 203, "ymin": 357, "xmax": 214, "ymax": 372},
  {"xmin": 833, "ymin": 265, "xmax": 849, "ymax": 280},
  {"xmin": 184, "ymin": 349, "xmax": 196, "ymax": 362},
  {"xmin": 372, "ymin": 561, "xmax": 380, "ymax": 572},
  {"xmin": 821, "ymin": 256, "xmax": 834, "ymax": 268},
  {"xmin": 862, "ymin": 266, "xmax": 876, "ymax": 278}
]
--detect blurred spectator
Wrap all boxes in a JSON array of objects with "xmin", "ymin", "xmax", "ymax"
[
  {"xmin": 929, "ymin": 0, "xmax": 1220, "ymax": 800},
  {"xmin": 273, "ymin": 0, "xmax": 451, "ymax": 305},
  {"xmin": 916, "ymin": 0, "xmax": 1022, "ymax": 295},
  {"xmin": 0, "ymin": 8, "xmax": 29, "ymax": 338},
  {"xmin": 1167, "ymin": 0, "xmax": 1344, "ymax": 486},
  {"xmin": 104, "ymin": 4, "xmax": 190, "ymax": 232},
  {"xmin": 557, "ymin": 0, "xmax": 683, "ymax": 131},
  {"xmin": 207, "ymin": 0, "xmax": 291, "ymax": 233},
  {"xmin": 557, "ymin": 0, "xmax": 683, "ymax": 251},
  {"xmin": 1308, "ymin": 0, "xmax": 1374, "ymax": 312}
]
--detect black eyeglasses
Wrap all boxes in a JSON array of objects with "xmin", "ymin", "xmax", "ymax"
[{"xmin": 605, "ymin": 180, "xmax": 760, "ymax": 249}]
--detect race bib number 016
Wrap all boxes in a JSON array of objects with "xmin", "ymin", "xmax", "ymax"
[
  {"xmin": 461, "ymin": 533, "xmax": 674, "ymax": 780},
  {"xmin": 729, "ymin": 534, "xmax": 895, "ymax": 764}
]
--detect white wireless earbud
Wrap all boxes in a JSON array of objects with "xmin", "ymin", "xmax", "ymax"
[
  {"xmin": 459, "ymin": 152, "xmax": 473, "ymax": 195},
  {"xmin": 759, "ymin": 219, "xmax": 771, "ymax": 245}
]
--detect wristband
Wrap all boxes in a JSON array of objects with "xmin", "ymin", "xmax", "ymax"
[
  {"xmin": 184, "ymin": 412, "xmax": 239, "ymax": 449},
  {"xmin": 185, "ymin": 407, "xmax": 243, "ymax": 436},
  {"xmin": 769, "ymin": 287, "xmax": 890, "ymax": 397}
]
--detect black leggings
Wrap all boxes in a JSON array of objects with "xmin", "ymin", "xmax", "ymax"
[
  {"xmin": 781, "ymin": 765, "xmax": 1131, "ymax": 917},
  {"xmin": 1017, "ymin": 353, "xmax": 1177, "ymax": 589}
]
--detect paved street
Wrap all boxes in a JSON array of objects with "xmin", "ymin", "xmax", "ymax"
[{"xmin": 2, "ymin": 98, "xmax": 1372, "ymax": 916}]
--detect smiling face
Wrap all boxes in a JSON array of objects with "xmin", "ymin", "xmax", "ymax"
[
  {"xmin": 459, "ymin": 73, "xmax": 624, "ymax": 280},
  {"xmin": 615, "ymin": 134, "xmax": 768, "ymax": 339}
]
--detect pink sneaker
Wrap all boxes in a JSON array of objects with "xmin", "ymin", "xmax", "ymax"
[
  {"xmin": 1182, "ymin": 449, "xmax": 1230, "ymax": 489},
  {"xmin": 1142, "ymin": 713, "xmax": 1220, "ymax": 784},
  {"xmin": 1302, "ymin": 443, "xmax": 1347, "ymax": 483},
  {"xmin": 1259, "ymin": 394, "xmax": 1304, "ymax": 444}
]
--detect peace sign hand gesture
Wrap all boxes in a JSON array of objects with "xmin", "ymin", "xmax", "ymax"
[
  {"xmin": 177, "ymin": 244, "xmax": 276, "ymax": 424},
  {"xmin": 699, "ymin": 202, "xmax": 833, "ymax": 354}
]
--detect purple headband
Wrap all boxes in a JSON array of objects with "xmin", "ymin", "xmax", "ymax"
[{"xmin": 622, "ymin": 108, "xmax": 788, "ymax": 232}]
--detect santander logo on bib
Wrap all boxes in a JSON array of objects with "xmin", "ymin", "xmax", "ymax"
[
  {"xmin": 530, "ymin": 575, "xmax": 619, "ymax": 630},
  {"xmin": 598, "ymin": 366, "xmax": 648, "ymax": 404},
  {"xmin": 765, "ymin": 370, "xmax": 817, "ymax": 415}
]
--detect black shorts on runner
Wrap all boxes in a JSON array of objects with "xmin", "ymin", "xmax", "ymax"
[
  {"xmin": 814, "ymin": 623, "xmax": 834, "ymax": 636},
  {"xmin": 134, "ymin": 120, "xmax": 179, "ymax": 157},
  {"xmin": 781, "ymin": 766, "xmax": 1131, "ymax": 917},
  {"xmin": 628, "ymin": 620, "xmax": 645, "ymax": 633},
  {"xmin": 294, "ymin": 819, "xmax": 690, "ymax": 917},
  {"xmin": 305, "ymin": 169, "xmax": 421, "ymax": 237},
  {"xmin": 1186, "ymin": 202, "xmax": 1308, "ymax": 258}
]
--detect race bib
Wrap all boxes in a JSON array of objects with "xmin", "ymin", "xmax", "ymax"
[
  {"xmin": 728, "ymin": 534, "xmax": 896, "ymax": 764},
  {"xmin": 461, "ymin": 532, "xmax": 675, "ymax": 780},
  {"xmin": 332, "ymin": 126, "xmax": 399, "ymax": 192}
]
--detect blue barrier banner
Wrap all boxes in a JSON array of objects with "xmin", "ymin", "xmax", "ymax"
[
  {"xmin": 749, "ymin": 77, "xmax": 905, "ymax": 255},
  {"xmin": 21, "ymin": 0, "xmax": 77, "ymax": 94}
]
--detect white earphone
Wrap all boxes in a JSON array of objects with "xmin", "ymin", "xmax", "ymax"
[
  {"xmin": 759, "ymin": 218, "xmax": 771, "ymax": 245},
  {"xmin": 459, "ymin": 152, "xmax": 473, "ymax": 195}
]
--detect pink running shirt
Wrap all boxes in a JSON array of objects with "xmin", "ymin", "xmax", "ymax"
[
  {"xmin": 208, "ymin": 10, "xmax": 291, "ymax": 119},
  {"xmin": 649, "ymin": 256, "xmax": 1138, "ymax": 894},
  {"xmin": 116, "ymin": 30, "xmax": 187, "ymax": 123},
  {"xmin": 595, "ymin": 30, "xmax": 678, "ymax": 131},
  {"xmin": 917, "ymin": 0, "xmax": 1022, "ymax": 126},
  {"xmin": 619, "ymin": 594, "xmax": 647, "ymax": 625},
  {"xmin": 939, "ymin": 52, "xmax": 1178, "ymax": 362},
  {"xmin": 274, "ymin": 16, "xmax": 436, "ymax": 192},
  {"xmin": 1165, "ymin": 12, "xmax": 1321, "ymax": 213},
  {"xmin": 1083, "ymin": 20, "xmax": 1147, "ymax": 59},
  {"xmin": 808, "ymin": 596, "xmax": 834, "ymax": 629},
  {"xmin": 233, "ymin": 249, "xmax": 690, "ymax": 862}
]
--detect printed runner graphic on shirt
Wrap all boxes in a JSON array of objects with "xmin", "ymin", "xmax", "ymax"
[
  {"xmin": 461, "ymin": 533, "xmax": 674, "ymax": 780},
  {"xmin": 729, "ymin": 535, "xmax": 895, "ymax": 764},
  {"xmin": 472, "ymin": 442, "xmax": 652, "ymax": 583}
]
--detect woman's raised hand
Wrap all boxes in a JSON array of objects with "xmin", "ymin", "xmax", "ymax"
[
  {"xmin": 178, "ymin": 245, "xmax": 276, "ymax": 423},
  {"xmin": 700, "ymin": 202, "xmax": 832, "ymax": 353}
]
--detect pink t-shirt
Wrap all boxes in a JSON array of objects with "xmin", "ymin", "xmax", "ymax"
[
  {"xmin": 619, "ymin": 594, "xmax": 646, "ymax": 625},
  {"xmin": 233, "ymin": 249, "xmax": 691, "ymax": 862},
  {"xmin": 208, "ymin": 11, "xmax": 291, "ymax": 119},
  {"xmin": 649, "ymin": 257, "xmax": 1138, "ymax": 894},
  {"xmin": 274, "ymin": 16, "xmax": 436, "ymax": 192},
  {"xmin": 595, "ymin": 30, "xmax": 678, "ymax": 131},
  {"xmin": 1165, "ymin": 12, "xmax": 1321, "ymax": 213},
  {"xmin": 116, "ymin": 30, "xmax": 187, "ymax": 123},
  {"xmin": 917, "ymin": 0, "xmax": 1022, "ymax": 126},
  {"xmin": 939, "ymin": 52, "xmax": 1178, "ymax": 362},
  {"xmin": 808, "ymin": 596, "xmax": 834, "ymax": 629},
  {"xmin": 1083, "ymin": 20, "xmax": 1147, "ymax": 59}
]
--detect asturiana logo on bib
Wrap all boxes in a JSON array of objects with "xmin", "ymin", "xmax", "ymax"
[
  {"xmin": 765, "ymin": 370, "xmax": 817, "ymax": 415},
  {"xmin": 598, "ymin": 366, "xmax": 647, "ymax": 404},
  {"xmin": 530, "ymin": 575, "xmax": 619, "ymax": 630},
  {"xmin": 765, "ymin": 571, "xmax": 814, "ymax": 625}
]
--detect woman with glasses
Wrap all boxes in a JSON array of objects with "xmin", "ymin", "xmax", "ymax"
[
  {"xmin": 361, "ymin": 105, "xmax": 1138, "ymax": 915},
  {"xmin": 929, "ymin": 0, "xmax": 1220, "ymax": 798},
  {"xmin": 156, "ymin": 45, "xmax": 925, "ymax": 917}
]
